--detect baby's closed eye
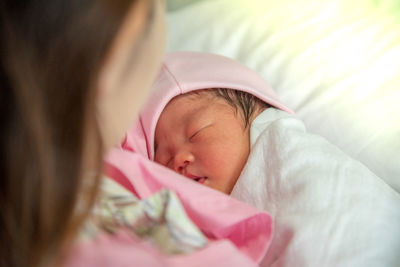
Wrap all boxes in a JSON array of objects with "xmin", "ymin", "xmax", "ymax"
[
  {"xmin": 189, "ymin": 129, "xmax": 202, "ymax": 142},
  {"xmin": 188, "ymin": 124, "xmax": 213, "ymax": 142}
]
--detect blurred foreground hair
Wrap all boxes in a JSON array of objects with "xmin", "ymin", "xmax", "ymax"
[{"xmin": 0, "ymin": 0, "xmax": 138, "ymax": 266}]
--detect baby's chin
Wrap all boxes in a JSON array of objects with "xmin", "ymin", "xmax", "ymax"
[{"xmin": 205, "ymin": 179, "xmax": 237, "ymax": 195}]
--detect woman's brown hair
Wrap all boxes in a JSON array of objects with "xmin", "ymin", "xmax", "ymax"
[{"xmin": 0, "ymin": 0, "xmax": 142, "ymax": 266}]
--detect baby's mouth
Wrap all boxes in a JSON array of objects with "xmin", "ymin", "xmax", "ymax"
[
  {"xmin": 193, "ymin": 176, "xmax": 207, "ymax": 184},
  {"xmin": 186, "ymin": 173, "xmax": 208, "ymax": 184}
]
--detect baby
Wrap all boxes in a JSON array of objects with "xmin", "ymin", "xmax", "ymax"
[
  {"xmin": 154, "ymin": 88, "xmax": 270, "ymax": 194},
  {"xmin": 133, "ymin": 51, "xmax": 293, "ymax": 194}
]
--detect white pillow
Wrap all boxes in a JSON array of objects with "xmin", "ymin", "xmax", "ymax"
[{"xmin": 166, "ymin": 0, "xmax": 400, "ymax": 192}]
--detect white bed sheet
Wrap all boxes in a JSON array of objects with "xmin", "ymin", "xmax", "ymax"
[{"xmin": 165, "ymin": 0, "xmax": 400, "ymax": 192}]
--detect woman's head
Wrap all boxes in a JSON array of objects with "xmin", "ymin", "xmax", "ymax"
[{"xmin": 0, "ymin": 0, "xmax": 165, "ymax": 266}]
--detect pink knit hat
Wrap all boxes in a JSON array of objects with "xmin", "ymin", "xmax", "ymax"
[{"xmin": 123, "ymin": 51, "xmax": 294, "ymax": 159}]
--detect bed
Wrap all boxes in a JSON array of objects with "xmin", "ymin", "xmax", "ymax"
[{"xmin": 164, "ymin": 0, "xmax": 400, "ymax": 266}]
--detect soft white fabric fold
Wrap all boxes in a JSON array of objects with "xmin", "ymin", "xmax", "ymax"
[{"xmin": 232, "ymin": 108, "xmax": 400, "ymax": 267}]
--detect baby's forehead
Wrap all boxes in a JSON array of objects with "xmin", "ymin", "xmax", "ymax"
[
  {"xmin": 160, "ymin": 89, "xmax": 228, "ymax": 124},
  {"xmin": 165, "ymin": 91, "xmax": 213, "ymax": 117},
  {"xmin": 156, "ymin": 91, "xmax": 214, "ymax": 137},
  {"xmin": 162, "ymin": 90, "xmax": 216, "ymax": 114}
]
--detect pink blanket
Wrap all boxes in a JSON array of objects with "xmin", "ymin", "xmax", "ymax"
[{"xmin": 66, "ymin": 151, "xmax": 272, "ymax": 266}]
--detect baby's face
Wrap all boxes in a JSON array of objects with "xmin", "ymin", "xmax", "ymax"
[{"xmin": 154, "ymin": 92, "xmax": 250, "ymax": 194}]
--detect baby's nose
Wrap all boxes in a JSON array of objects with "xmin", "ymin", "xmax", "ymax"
[{"xmin": 173, "ymin": 151, "xmax": 194, "ymax": 174}]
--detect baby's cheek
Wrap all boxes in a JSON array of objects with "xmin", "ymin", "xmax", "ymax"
[
  {"xmin": 154, "ymin": 152, "xmax": 168, "ymax": 168},
  {"xmin": 203, "ymin": 145, "xmax": 235, "ymax": 174}
]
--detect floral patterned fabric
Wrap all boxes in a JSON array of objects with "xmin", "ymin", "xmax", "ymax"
[{"xmin": 79, "ymin": 177, "xmax": 208, "ymax": 254}]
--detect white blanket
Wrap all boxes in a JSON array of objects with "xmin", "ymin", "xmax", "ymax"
[{"xmin": 231, "ymin": 108, "xmax": 400, "ymax": 267}]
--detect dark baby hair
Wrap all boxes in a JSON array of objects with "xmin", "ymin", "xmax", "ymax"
[
  {"xmin": 211, "ymin": 88, "xmax": 271, "ymax": 127},
  {"xmin": 189, "ymin": 88, "xmax": 271, "ymax": 128}
]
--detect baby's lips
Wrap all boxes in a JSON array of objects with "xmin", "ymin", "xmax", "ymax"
[
  {"xmin": 197, "ymin": 177, "xmax": 207, "ymax": 184},
  {"xmin": 185, "ymin": 172, "xmax": 208, "ymax": 184}
]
